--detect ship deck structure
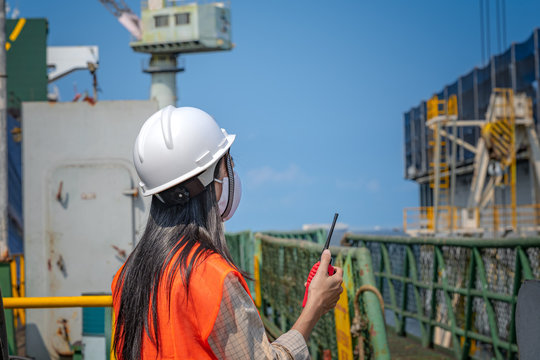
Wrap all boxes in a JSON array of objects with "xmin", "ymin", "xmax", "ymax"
[{"xmin": 0, "ymin": 2, "xmax": 538, "ymax": 360}]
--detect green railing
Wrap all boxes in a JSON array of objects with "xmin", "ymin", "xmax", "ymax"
[
  {"xmin": 341, "ymin": 234, "xmax": 540, "ymax": 360},
  {"xmin": 225, "ymin": 230, "xmax": 255, "ymax": 296},
  {"xmin": 225, "ymin": 231, "xmax": 390, "ymax": 359},
  {"xmin": 225, "ymin": 229, "xmax": 327, "ymax": 301},
  {"xmin": 262, "ymin": 228, "xmax": 327, "ymax": 244}
]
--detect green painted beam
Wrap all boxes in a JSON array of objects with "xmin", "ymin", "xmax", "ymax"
[
  {"xmin": 344, "ymin": 233, "xmax": 540, "ymax": 248},
  {"xmin": 371, "ymin": 272, "xmax": 516, "ymax": 302}
]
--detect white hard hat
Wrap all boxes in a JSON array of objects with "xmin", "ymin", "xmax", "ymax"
[{"xmin": 133, "ymin": 106, "xmax": 235, "ymax": 196}]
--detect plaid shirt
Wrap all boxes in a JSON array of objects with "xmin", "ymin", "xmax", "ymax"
[{"xmin": 208, "ymin": 273, "xmax": 310, "ymax": 360}]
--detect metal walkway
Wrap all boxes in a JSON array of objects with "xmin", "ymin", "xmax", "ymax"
[{"xmin": 387, "ymin": 329, "xmax": 451, "ymax": 360}]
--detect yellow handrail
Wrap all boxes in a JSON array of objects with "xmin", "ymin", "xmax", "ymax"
[
  {"xmin": 2, "ymin": 295, "xmax": 112, "ymax": 309},
  {"xmin": 404, "ymin": 203, "xmax": 540, "ymax": 235}
]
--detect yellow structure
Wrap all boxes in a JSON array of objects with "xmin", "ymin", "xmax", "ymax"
[
  {"xmin": 423, "ymin": 95, "xmax": 458, "ymax": 233},
  {"xmin": 404, "ymin": 89, "xmax": 540, "ymax": 236}
]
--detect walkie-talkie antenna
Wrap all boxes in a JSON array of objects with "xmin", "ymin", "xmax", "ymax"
[{"xmin": 323, "ymin": 213, "xmax": 339, "ymax": 251}]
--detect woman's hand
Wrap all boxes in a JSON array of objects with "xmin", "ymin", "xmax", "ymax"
[
  {"xmin": 292, "ymin": 250, "xmax": 343, "ymax": 342},
  {"xmin": 304, "ymin": 250, "xmax": 344, "ymax": 317}
]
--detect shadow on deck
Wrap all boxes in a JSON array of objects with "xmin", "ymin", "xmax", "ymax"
[{"xmin": 386, "ymin": 327, "xmax": 453, "ymax": 360}]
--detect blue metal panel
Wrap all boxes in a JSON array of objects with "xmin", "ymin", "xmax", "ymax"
[
  {"xmin": 82, "ymin": 307, "xmax": 105, "ymax": 336},
  {"xmin": 7, "ymin": 115, "xmax": 21, "ymax": 255}
]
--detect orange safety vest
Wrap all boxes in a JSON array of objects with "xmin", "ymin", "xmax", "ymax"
[{"xmin": 111, "ymin": 245, "xmax": 252, "ymax": 360}]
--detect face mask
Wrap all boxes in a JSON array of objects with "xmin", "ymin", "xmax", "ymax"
[{"xmin": 216, "ymin": 170, "xmax": 242, "ymax": 221}]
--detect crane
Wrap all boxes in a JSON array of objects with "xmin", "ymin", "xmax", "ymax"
[
  {"xmin": 98, "ymin": 0, "xmax": 233, "ymax": 108},
  {"xmin": 98, "ymin": 0, "xmax": 142, "ymax": 40}
]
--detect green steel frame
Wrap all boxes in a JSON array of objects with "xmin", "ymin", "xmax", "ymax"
[
  {"xmin": 342, "ymin": 234, "xmax": 540, "ymax": 360},
  {"xmin": 262, "ymin": 228, "xmax": 327, "ymax": 244},
  {"xmin": 0, "ymin": 263, "xmax": 15, "ymax": 355},
  {"xmin": 225, "ymin": 230, "xmax": 255, "ymax": 295}
]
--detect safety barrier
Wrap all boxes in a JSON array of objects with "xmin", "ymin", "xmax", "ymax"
[
  {"xmin": 3, "ymin": 295, "xmax": 112, "ymax": 309},
  {"xmin": 255, "ymin": 233, "xmax": 389, "ymax": 360},
  {"xmin": 403, "ymin": 205, "xmax": 540, "ymax": 236},
  {"xmin": 341, "ymin": 233, "xmax": 540, "ymax": 360},
  {"xmin": 225, "ymin": 231, "xmax": 390, "ymax": 359},
  {"xmin": 262, "ymin": 228, "xmax": 327, "ymax": 244},
  {"xmin": 2, "ymin": 295, "xmax": 113, "ymax": 360},
  {"xmin": 225, "ymin": 229, "xmax": 327, "ymax": 300}
]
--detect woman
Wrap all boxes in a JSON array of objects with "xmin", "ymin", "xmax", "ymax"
[{"xmin": 112, "ymin": 106, "xmax": 343, "ymax": 359}]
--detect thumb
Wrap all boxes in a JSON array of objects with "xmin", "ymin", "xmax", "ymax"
[{"xmin": 316, "ymin": 249, "xmax": 331, "ymax": 276}]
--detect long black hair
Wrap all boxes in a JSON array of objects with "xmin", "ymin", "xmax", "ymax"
[{"xmin": 112, "ymin": 159, "xmax": 240, "ymax": 360}]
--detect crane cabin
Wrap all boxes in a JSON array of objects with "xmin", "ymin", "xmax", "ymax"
[{"xmin": 130, "ymin": 0, "xmax": 232, "ymax": 54}]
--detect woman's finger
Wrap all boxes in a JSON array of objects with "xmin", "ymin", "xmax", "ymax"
[{"xmin": 316, "ymin": 250, "xmax": 332, "ymax": 277}]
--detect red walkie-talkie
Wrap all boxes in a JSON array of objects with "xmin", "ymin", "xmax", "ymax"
[{"xmin": 302, "ymin": 213, "xmax": 338, "ymax": 307}]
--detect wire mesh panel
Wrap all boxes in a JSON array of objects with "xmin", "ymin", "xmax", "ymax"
[
  {"xmin": 342, "ymin": 234, "xmax": 540, "ymax": 360},
  {"xmin": 260, "ymin": 236, "xmax": 337, "ymax": 355},
  {"xmin": 257, "ymin": 234, "xmax": 389, "ymax": 360}
]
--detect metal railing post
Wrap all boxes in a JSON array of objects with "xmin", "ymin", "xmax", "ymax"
[
  {"xmin": 427, "ymin": 245, "xmax": 438, "ymax": 348},
  {"xmin": 460, "ymin": 250, "xmax": 476, "ymax": 360},
  {"xmin": 398, "ymin": 249, "xmax": 409, "ymax": 336},
  {"xmin": 356, "ymin": 248, "xmax": 390, "ymax": 359}
]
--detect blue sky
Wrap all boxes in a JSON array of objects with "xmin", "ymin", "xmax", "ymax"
[{"xmin": 16, "ymin": 1, "xmax": 540, "ymax": 232}]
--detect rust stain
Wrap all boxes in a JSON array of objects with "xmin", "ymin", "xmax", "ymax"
[
  {"xmin": 52, "ymin": 318, "xmax": 73, "ymax": 356},
  {"xmin": 81, "ymin": 192, "xmax": 96, "ymax": 200},
  {"xmin": 112, "ymin": 245, "xmax": 127, "ymax": 260},
  {"xmin": 47, "ymin": 231, "xmax": 56, "ymax": 254},
  {"xmin": 360, "ymin": 269, "xmax": 364, "ymax": 276},
  {"xmin": 57, "ymin": 318, "xmax": 70, "ymax": 338},
  {"xmin": 56, "ymin": 181, "xmax": 63, "ymax": 202},
  {"xmin": 369, "ymin": 323, "xmax": 377, "ymax": 337},
  {"xmin": 0, "ymin": 246, "xmax": 8, "ymax": 261},
  {"xmin": 48, "ymin": 231, "xmax": 62, "ymax": 293}
]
